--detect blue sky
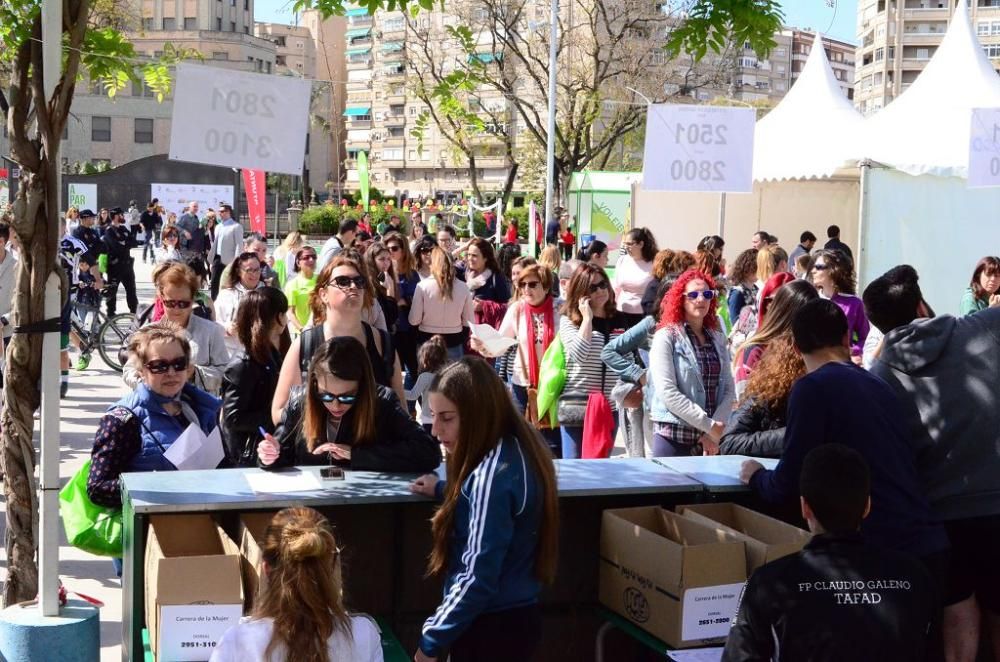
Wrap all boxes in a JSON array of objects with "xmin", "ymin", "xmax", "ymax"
[{"xmin": 254, "ymin": 0, "xmax": 859, "ymax": 44}]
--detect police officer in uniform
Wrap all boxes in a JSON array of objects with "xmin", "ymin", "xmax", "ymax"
[
  {"xmin": 103, "ymin": 207, "xmax": 138, "ymax": 317},
  {"xmin": 71, "ymin": 209, "xmax": 105, "ymax": 291}
]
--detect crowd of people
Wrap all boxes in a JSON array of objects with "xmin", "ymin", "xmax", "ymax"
[{"xmin": 47, "ymin": 193, "xmax": 1000, "ymax": 661}]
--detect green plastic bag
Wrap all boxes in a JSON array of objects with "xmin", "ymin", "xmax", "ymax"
[
  {"xmin": 59, "ymin": 460, "xmax": 123, "ymax": 557},
  {"xmin": 97, "ymin": 253, "xmax": 108, "ymax": 275},
  {"xmin": 536, "ymin": 334, "xmax": 566, "ymax": 428}
]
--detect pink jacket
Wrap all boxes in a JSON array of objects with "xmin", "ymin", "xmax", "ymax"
[{"xmin": 409, "ymin": 277, "xmax": 474, "ymax": 334}]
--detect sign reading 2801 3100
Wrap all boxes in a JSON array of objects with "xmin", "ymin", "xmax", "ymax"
[{"xmin": 168, "ymin": 62, "xmax": 312, "ymax": 176}]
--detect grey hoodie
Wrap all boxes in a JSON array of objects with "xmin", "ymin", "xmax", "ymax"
[{"xmin": 871, "ymin": 307, "xmax": 1000, "ymax": 520}]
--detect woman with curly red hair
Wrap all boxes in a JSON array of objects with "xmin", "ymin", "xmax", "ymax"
[
  {"xmin": 719, "ymin": 335, "xmax": 805, "ymax": 458},
  {"xmin": 648, "ymin": 270, "xmax": 734, "ymax": 456}
]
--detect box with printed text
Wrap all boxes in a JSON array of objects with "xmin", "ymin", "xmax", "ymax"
[
  {"xmin": 144, "ymin": 514, "xmax": 244, "ymax": 661},
  {"xmin": 598, "ymin": 506, "xmax": 747, "ymax": 648},
  {"xmin": 238, "ymin": 511, "xmax": 278, "ymax": 612},
  {"xmin": 677, "ymin": 503, "xmax": 811, "ymax": 573}
]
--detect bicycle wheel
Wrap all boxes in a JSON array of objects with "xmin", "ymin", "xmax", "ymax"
[{"xmin": 96, "ymin": 313, "xmax": 136, "ymax": 372}]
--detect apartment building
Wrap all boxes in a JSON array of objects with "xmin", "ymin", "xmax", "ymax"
[{"xmin": 854, "ymin": 0, "xmax": 1000, "ymax": 115}]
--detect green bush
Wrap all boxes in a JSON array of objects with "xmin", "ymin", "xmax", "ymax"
[{"xmin": 299, "ymin": 205, "xmax": 341, "ymax": 235}]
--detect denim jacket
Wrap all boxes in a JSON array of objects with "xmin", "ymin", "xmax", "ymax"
[{"xmin": 648, "ymin": 323, "xmax": 734, "ymax": 431}]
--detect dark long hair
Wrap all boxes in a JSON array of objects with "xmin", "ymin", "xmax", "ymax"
[
  {"xmin": 468, "ymin": 237, "xmax": 503, "ymax": 275},
  {"xmin": 970, "ymin": 256, "xmax": 1000, "ymax": 299},
  {"xmin": 302, "ymin": 337, "xmax": 377, "ymax": 450},
  {"xmin": 384, "ymin": 231, "xmax": 416, "ymax": 276},
  {"xmin": 812, "ymin": 249, "xmax": 856, "ymax": 295},
  {"xmin": 577, "ymin": 239, "xmax": 608, "ymax": 263},
  {"xmin": 427, "ymin": 358, "xmax": 559, "ymax": 584},
  {"xmin": 225, "ymin": 252, "xmax": 261, "ymax": 289},
  {"xmin": 562, "ymin": 262, "xmax": 616, "ymax": 325},
  {"xmin": 236, "ymin": 287, "xmax": 291, "ymax": 364},
  {"xmin": 627, "ymin": 228, "xmax": 658, "ymax": 263}
]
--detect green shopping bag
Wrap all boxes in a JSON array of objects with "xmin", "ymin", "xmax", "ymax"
[
  {"xmin": 59, "ymin": 460, "xmax": 123, "ymax": 557},
  {"xmin": 535, "ymin": 334, "xmax": 566, "ymax": 428}
]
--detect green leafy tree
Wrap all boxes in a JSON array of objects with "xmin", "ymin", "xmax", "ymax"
[{"xmin": 0, "ymin": 0, "xmax": 193, "ymax": 604}]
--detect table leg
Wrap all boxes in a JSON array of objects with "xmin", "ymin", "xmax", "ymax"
[
  {"xmin": 122, "ymin": 502, "xmax": 146, "ymax": 662},
  {"xmin": 594, "ymin": 621, "xmax": 613, "ymax": 662}
]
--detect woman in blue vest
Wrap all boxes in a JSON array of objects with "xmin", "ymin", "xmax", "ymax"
[{"xmin": 88, "ymin": 322, "xmax": 222, "ymax": 508}]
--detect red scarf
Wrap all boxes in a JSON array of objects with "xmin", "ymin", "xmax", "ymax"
[{"xmin": 523, "ymin": 296, "xmax": 555, "ymax": 387}]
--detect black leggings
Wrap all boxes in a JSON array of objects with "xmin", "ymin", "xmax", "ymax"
[{"xmin": 448, "ymin": 604, "xmax": 542, "ymax": 662}]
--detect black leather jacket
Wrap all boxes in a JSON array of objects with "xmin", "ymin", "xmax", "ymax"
[
  {"xmin": 220, "ymin": 349, "xmax": 281, "ymax": 466},
  {"xmin": 719, "ymin": 397, "xmax": 785, "ymax": 458},
  {"xmin": 264, "ymin": 385, "xmax": 441, "ymax": 473}
]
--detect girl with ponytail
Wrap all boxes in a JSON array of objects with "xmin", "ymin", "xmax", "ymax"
[{"xmin": 210, "ymin": 507, "xmax": 383, "ymax": 661}]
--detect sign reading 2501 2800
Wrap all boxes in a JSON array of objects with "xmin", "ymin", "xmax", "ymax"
[
  {"xmin": 642, "ymin": 104, "xmax": 755, "ymax": 194},
  {"xmin": 168, "ymin": 63, "xmax": 312, "ymax": 176}
]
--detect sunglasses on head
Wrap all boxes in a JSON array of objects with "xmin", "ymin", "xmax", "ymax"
[
  {"xmin": 161, "ymin": 299, "xmax": 193, "ymax": 309},
  {"xmin": 329, "ymin": 275, "xmax": 366, "ymax": 290},
  {"xmin": 588, "ymin": 280, "xmax": 608, "ymax": 294},
  {"xmin": 145, "ymin": 357, "xmax": 189, "ymax": 374},
  {"xmin": 317, "ymin": 390, "xmax": 358, "ymax": 405},
  {"xmin": 685, "ymin": 290, "xmax": 716, "ymax": 301}
]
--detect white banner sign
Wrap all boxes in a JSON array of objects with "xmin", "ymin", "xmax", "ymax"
[
  {"xmin": 642, "ymin": 105, "xmax": 755, "ymax": 193},
  {"xmin": 681, "ymin": 582, "xmax": 744, "ymax": 642},
  {"xmin": 168, "ymin": 62, "xmax": 311, "ymax": 175},
  {"xmin": 151, "ymin": 183, "xmax": 234, "ymax": 219},
  {"xmin": 67, "ymin": 183, "xmax": 98, "ymax": 212},
  {"xmin": 968, "ymin": 108, "xmax": 1000, "ymax": 188}
]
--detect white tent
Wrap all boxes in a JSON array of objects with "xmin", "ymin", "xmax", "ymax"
[
  {"xmin": 753, "ymin": 32, "xmax": 864, "ymax": 181},
  {"xmin": 863, "ymin": 0, "xmax": 1000, "ymax": 176}
]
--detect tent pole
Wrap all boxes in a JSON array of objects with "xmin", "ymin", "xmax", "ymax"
[
  {"xmin": 856, "ymin": 160, "xmax": 872, "ymax": 289},
  {"xmin": 717, "ymin": 192, "xmax": 727, "ymax": 237}
]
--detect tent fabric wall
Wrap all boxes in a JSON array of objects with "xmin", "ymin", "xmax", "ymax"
[
  {"xmin": 634, "ymin": 174, "xmax": 860, "ymax": 266},
  {"xmin": 859, "ymin": 167, "xmax": 1000, "ymax": 316}
]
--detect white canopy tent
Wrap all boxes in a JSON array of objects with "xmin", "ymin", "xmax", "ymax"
[{"xmin": 752, "ymin": 32, "xmax": 864, "ymax": 182}]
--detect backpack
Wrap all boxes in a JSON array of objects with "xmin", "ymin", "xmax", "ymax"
[
  {"xmin": 728, "ymin": 285, "xmax": 758, "ymax": 352},
  {"xmin": 298, "ymin": 323, "xmax": 395, "ymax": 385}
]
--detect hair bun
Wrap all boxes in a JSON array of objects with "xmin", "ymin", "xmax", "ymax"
[{"xmin": 283, "ymin": 525, "xmax": 329, "ymax": 561}]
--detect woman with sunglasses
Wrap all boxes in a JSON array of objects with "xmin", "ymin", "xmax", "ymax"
[
  {"xmin": 282, "ymin": 246, "xmax": 318, "ymax": 335},
  {"xmin": 220, "ymin": 288, "xmax": 290, "ymax": 467},
  {"xmin": 272, "ymin": 255, "xmax": 406, "ymax": 424},
  {"xmin": 214, "ymin": 252, "xmax": 264, "ymax": 354},
  {"xmin": 648, "ymin": 269, "xmax": 734, "ymax": 457},
  {"xmin": 259, "ymin": 336, "xmax": 438, "ymax": 473},
  {"xmin": 410, "ymin": 247, "xmax": 474, "ymax": 361},
  {"xmin": 809, "ymin": 249, "xmax": 869, "ymax": 364},
  {"xmin": 385, "ymin": 231, "xmax": 422, "ymax": 388},
  {"xmin": 89, "ymin": 323, "xmax": 222, "ymax": 571},
  {"xmin": 413, "ymin": 235, "xmax": 436, "ymax": 280},
  {"xmin": 613, "ymin": 228, "xmax": 658, "ymax": 328},
  {"xmin": 124, "ymin": 262, "xmax": 229, "ymax": 394},
  {"xmin": 159, "ymin": 226, "xmax": 181, "ymax": 263},
  {"xmin": 557, "ymin": 263, "xmax": 626, "ymax": 459},
  {"xmin": 210, "ymin": 507, "xmax": 383, "ymax": 662},
  {"xmin": 408, "ymin": 358, "xmax": 558, "ymax": 662},
  {"xmin": 732, "ymin": 278, "xmax": 817, "ymax": 399}
]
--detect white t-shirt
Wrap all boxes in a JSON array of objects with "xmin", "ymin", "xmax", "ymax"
[{"xmin": 210, "ymin": 614, "xmax": 383, "ymax": 662}]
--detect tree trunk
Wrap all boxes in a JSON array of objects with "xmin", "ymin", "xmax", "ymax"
[{"xmin": 1, "ymin": 157, "xmax": 60, "ymax": 606}]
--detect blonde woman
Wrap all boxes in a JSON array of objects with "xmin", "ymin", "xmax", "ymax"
[
  {"xmin": 210, "ymin": 507, "xmax": 383, "ymax": 662},
  {"xmin": 275, "ymin": 231, "xmax": 306, "ymax": 287},
  {"xmin": 409, "ymin": 247, "xmax": 473, "ymax": 361},
  {"xmin": 538, "ymin": 245, "xmax": 561, "ymax": 297}
]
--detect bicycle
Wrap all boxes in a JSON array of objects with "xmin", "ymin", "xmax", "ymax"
[{"xmin": 69, "ymin": 294, "xmax": 135, "ymax": 373}]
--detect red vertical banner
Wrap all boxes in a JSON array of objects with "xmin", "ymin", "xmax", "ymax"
[{"xmin": 242, "ymin": 168, "xmax": 267, "ymax": 235}]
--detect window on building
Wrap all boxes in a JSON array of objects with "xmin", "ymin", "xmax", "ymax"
[
  {"xmin": 216, "ymin": 17, "xmax": 222, "ymax": 30},
  {"xmin": 231, "ymin": 0, "xmax": 236, "ymax": 5},
  {"xmin": 135, "ymin": 118, "xmax": 154, "ymax": 143},
  {"xmin": 184, "ymin": 17, "xmax": 197, "ymax": 29},
  {"xmin": 985, "ymin": 44, "xmax": 1000, "ymax": 58},
  {"xmin": 409, "ymin": 150, "xmax": 417, "ymax": 160},
  {"xmin": 162, "ymin": 17, "xmax": 175, "ymax": 30},
  {"xmin": 774, "ymin": 47, "xmax": 786, "ymax": 57},
  {"xmin": 244, "ymin": 0, "xmax": 249, "ymax": 8},
  {"xmin": 92, "ymin": 116, "xmax": 111, "ymax": 142},
  {"xmin": 131, "ymin": 80, "xmax": 156, "ymax": 97},
  {"xmin": 213, "ymin": 51, "xmax": 228, "ymax": 60},
  {"xmin": 230, "ymin": 21, "xmax": 236, "ymax": 31},
  {"xmin": 383, "ymin": 17, "xmax": 404, "ymax": 31},
  {"xmin": 142, "ymin": 17, "xmax": 154, "ymax": 31},
  {"xmin": 244, "ymin": 25, "xmax": 249, "ymax": 34},
  {"xmin": 993, "ymin": 21, "xmax": 1000, "ymax": 35},
  {"xmin": 874, "ymin": 47, "xmax": 884, "ymax": 61},
  {"xmin": 979, "ymin": 21, "xmax": 991, "ymax": 35}
]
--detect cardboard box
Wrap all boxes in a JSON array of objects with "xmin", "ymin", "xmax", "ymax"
[
  {"xmin": 238, "ymin": 511, "xmax": 277, "ymax": 611},
  {"xmin": 145, "ymin": 514, "xmax": 244, "ymax": 661},
  {"xmin": 677, "ymin": 503, "xmax": 811, "ymax": 573},
  {"xmin": 599, "ymin": 506, "xmax": 747, "ymax": 648}
]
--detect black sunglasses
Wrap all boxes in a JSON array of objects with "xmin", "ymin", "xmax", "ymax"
[
  {"xmin": 387, "ymin": 244, "xmax": 402, "ymax": 253},
  {"xmin": 161, "ymin": 299, "xmax": 193, "ymax": 309},
  {"xmin": 317, "ymin": 390, "xmax": 358, "ymax": 405},
  {"xmin": 588, "ymin": 280, "xmax": 608, "ymax": 294},
  {"xmin": 329, "ymin": 275, "xmax": 367, "ymax": 290},
  {"xmin": 145, "ymin": 357, "xmax": 190, "ymax": 374}
]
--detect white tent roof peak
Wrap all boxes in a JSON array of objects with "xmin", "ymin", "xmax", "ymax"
[
  {"xmin": 752, "ymin": 30, "xmax": 864, "ymax": 181},
  {"xmin": 863, "ymin": 0, "xmax": 1000, "ymax": 176}
]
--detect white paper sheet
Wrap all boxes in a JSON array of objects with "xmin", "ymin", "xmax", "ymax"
[
  {"xmin": 469, "ymin": 323, "xmax": 518, "ymax": 356},
  {"xmin": 244, "ymin": 470, "xmax": 324, "ymax": 494},
  {"xmin": 163, "ymin": 424, "xmax": 225, "ymax": 472},
  {"xmin": 666, "ymin": 648, "xmax": 724, "ymax": 662}
]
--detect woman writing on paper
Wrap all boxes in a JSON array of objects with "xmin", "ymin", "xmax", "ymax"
[
  {"xmin": 258, "ymin": 336, "xmax": 439, "ymax": 473},
  {"xmin": 88, "ymin": 322, "xmax": 223, "ymax": 509}
]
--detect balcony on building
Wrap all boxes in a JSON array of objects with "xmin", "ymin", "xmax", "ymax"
[
  {"xmin": 902, "ymin": 21, "xmax": 947, "ymax": 43},
  {"xmin": 381, "ymin": 41, "xmax": 406, "ymax": 62},
  {"xmin": 346, "ymin": 27, "xmax": 372, "ymax": 48},
  {"xmin": 346, "ymin": 47, "xmax": 373, "ymax": 69},
  {"xmin": 902, "ymin": 0, "xmax": 949, "ymax": 20},
  {"xmin": 383, "ymin": 112, "xmax": 406, "ymax": 127},
  {"xmin": 346, "ymin": 7, "xmax": 373, "ymax": 27},
  {"xmin": 344, "ymin": 105, "xmax": 373, "ymax": 130},
  {"xmin": 386, "ymin": 89, "xmax": 406, "ymax": 104}
]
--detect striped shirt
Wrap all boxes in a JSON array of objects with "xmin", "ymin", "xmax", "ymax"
[{"xmin": 558, "ymin": 315, "xmax": 625, "ymax": 412}]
